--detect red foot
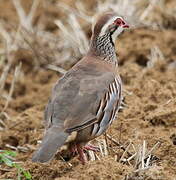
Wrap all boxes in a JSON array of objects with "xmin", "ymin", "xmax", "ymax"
[
  {"xmin": 69, "ymin": 143, "xmax": 99, "ymax": 164},
  {"xmin": 84, "ymin": 144, "xmax": 100, "ymax": 152}
]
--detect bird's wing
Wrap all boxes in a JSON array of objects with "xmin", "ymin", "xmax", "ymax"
[
  {"xmin": 44, "ymin": 61, "xmax": 122, "ymax": 133},
  {"xmin": 64, "ymin": 73, "xmax": 122, "ymax": 134}
]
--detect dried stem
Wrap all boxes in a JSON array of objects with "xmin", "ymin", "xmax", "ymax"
[{"xmin": 3, "ymin": 63, "xmax": 22, "ymax": 111}]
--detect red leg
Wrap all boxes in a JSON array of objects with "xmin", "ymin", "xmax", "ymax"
[
  {"xmin": 70, "ymin": 143, "xmax": 78, "ymax": 155},
  {"xmin": 76, "ymin": 144, "xmax": 87, "ymax": 165}
]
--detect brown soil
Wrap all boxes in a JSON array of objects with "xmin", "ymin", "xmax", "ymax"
[{"xmin": 0, "ymin": 0, "xmax": 176, "ymax": 179}]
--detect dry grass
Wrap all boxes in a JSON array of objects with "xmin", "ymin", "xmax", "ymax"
[
  {"xmin": 0, "ymin": 0, "xmax": 175, "ymax": 179},
  {"xmin": 88, "ymin": 134, "xmax": 161, "ymax": 172}
]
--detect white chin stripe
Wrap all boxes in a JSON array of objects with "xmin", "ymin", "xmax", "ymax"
[{"xmin": 111, "ymin": 26, "xmax": 124, "ymax": 42}]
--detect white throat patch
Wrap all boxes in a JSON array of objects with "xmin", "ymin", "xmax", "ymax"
[{"xmin": 111, "ymin": 26, "xmax": 124, "ymax": 43}]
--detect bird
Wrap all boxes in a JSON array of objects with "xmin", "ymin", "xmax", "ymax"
[{"xmin": 32, "ymin": 12, "xmax": 129, "ymax": 164}]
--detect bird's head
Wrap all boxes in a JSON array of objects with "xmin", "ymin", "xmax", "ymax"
[{"xmin": 92, "ymin": 12, "xmax": 129, "ymax": 44}]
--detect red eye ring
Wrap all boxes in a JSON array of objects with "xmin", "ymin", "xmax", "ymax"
[{"xmin": 115, "ymin": 18, "xmax": 122, "ymax": 25}]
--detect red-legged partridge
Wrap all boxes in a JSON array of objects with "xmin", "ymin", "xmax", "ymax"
[{"xmin": 32, "ymin": 12, "xmax": 129, "ymax": 164}]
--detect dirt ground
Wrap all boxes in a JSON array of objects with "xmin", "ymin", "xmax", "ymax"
[{"xmin": 0, "ymin": 0, "xmax": 176, "ymax": 180}]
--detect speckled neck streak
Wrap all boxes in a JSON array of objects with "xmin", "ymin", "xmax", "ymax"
[{"xmin": 90, "ymin": 33, "xmax": 117, "ymax": 65}]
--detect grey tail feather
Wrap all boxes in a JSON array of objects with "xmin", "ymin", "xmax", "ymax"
[{"xmin": 32, "ymin": 126, "xmax": 69, "ymax": 163}]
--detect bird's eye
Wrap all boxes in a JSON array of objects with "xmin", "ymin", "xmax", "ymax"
[{"xmin": 121, "ymin": 21, "xmax": 125, "ymax": 25}]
